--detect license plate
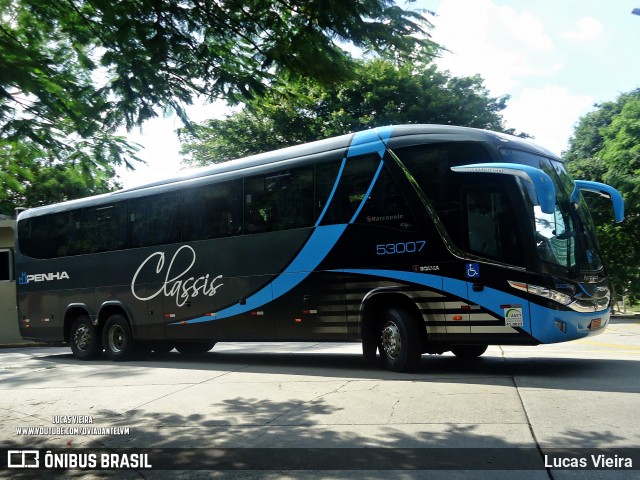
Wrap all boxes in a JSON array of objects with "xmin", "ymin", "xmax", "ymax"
[{"xmin": 589, "ymin": 318, "xmax": 602, "ymax": 330}]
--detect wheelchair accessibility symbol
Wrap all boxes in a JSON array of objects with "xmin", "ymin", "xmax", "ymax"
[{"xmin": 466, "ymin": 263, "xmax": 480, "ymax": 279}]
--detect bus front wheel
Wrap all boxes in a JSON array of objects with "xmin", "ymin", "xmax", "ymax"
[
  {"xmin": 70, "ymin": 315, "xmax": 102, "ymax": 360},
  {"xmin": 379, "ymin": 307, "xmax": 422, "ymax": 372},
  {"xmin": 102, "ymin": 314, "xmax": 134, "ymax": 361}
]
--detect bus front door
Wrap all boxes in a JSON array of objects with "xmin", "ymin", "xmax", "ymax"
[
  {"xmin": 465, "ymin": 261, "xmax": 532, "ymax": 341},
  {"xmin": 461, "ymin": 186, "xmax": 532, "ymax": 340}
]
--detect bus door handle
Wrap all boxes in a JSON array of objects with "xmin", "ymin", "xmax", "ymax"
[{"xmin": 472, "ymin": 283, "xmax": 484, "ymax": 292}]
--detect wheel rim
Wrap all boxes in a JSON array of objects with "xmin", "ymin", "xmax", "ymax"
[
  {"xmin": 73, "ymin": 324, "xmax": 91, "ymax": 351},
  {"xmin": 107, "ymin": 324, "xmax": 125, "ymax": 353},
  {"xmin": 381, "ymin": 321, "xmax": 401, "ymax": 359}
]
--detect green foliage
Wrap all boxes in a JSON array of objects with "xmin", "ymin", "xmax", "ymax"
[
  {"xmin": 564, "ymin": 89, "xmax": 640, "ymax": 301},
  {"xmin": 179, "ymin": 59, "xmax": 514, "ymax": 166},
  {"xmin": 0, "ymin": 135, "xmax": 134, "ymax": 214},
  {"xmin": 1, "ymin": 0, "xmax": 434, "ymax": 214}
]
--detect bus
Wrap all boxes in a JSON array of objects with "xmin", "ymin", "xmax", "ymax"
[{"xmin": 15, "ymin": 125, "xmax": 624, "ymax": 372}]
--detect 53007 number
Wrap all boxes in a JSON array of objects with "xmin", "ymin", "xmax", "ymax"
[{"xmin": 376, "ymin": 241, "xmax": 426, "ymax": 256}]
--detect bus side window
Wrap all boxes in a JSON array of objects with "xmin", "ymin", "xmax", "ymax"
[
  {"xmin": 244, "ymin": 167, "xmax": 313, "ymax": 233},
  {"xmin": 183, "ymin": 180, "xmax": 243, "ymax": 241},
  {"xmin": 83, "ymin": 203, "xmax": 128, "ymax": 253},
  {"xmin": 214, "ymin": 181, "xmax": 243, "ymax": 237},
  {"xmin": 47, "ymin": 210, "xmax": 83, "ymax": 258},
  {"xmin": 129, "ymin": 192, "xmax": 181, "ymax": 248},
  {"xmin": 353, "ymin": 165, "xmax": 416, "ymax": 231},
  {"xmin": 18, "ymin": 216, "xmax": 48, "ymax": 259},
  {"xmin": 244, "ymin": 175, "xmax": 273, "ymax": 233}
]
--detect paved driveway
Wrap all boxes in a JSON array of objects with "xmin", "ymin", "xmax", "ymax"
[{"xmin": 1, "ymin": 318, "xmax": 638, "ymax": 479}]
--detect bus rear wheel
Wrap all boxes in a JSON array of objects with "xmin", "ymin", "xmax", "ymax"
[
  {"xmin": 175, "ymin": 341, "xmax": 216, "ymax": 355},
  {"xmin": 102, "ymin": 314, "xmax": 134, "ymax": 361},
  {"xmin": 378, "ymin": 307, "xmax": 422, "ymax": 372},
  {"xmin": 451, "ymin": 345, "xmax": 488, "ymax": 359},
  {"xmin": 70, "ymin": 315, "xmax": 102, "ymax": 360}
]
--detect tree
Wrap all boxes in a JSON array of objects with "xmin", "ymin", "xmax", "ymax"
[
  {"xmin": 564, "ymin": 89, "xmax": 640, "ymax": 303},
  {"xmin": 1, "ymin": 0, "xmax": 435, "ymax": 214},
  {"xmin": 179, "ymin": 58, "xmax": 515, "ymax": 166},
  {"xmin": 0, "ymin": 138, "xmax": 129, "ymax": 215}
]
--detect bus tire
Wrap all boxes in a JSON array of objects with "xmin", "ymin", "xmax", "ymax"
[
  {"xmin": 379, "ymin": 307, "xmax": 422, "ymax": 372},
  {"xmin": 70, "ymin": 315, "xmax": 102, "ymax": 360},
  {"xmin": 102, "ymin": 314, "xmax": 134, "ymax": 361},
  {"xmin": 175, "ymin": 341, "xmax": 216, "ymax": 355},
  {"xmin": 451, "ymin": 345, "xmax": 488, "ymax": 359}
]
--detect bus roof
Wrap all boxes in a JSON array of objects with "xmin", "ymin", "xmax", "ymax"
[{"xmin": 17, "ymin": 124, "xmax": 559, "ymax": 219}]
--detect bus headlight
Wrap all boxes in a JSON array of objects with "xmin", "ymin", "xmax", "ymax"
[
  {"xmin": 508, "ymin": 280, "xmax": 609, "ymax": 312},
  {"xmin": 508, "ymin": 281, "xmax": 572, "ymax": 306}
]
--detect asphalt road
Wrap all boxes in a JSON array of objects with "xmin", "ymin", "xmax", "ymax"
[{"xmin": 1, "ymin": 318, "xmax": 639, "ymax": 479}]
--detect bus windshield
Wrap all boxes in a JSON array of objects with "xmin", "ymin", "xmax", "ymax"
[{"xmin": 500, "ymin": 148, "xmax": 604, "ymax": 273}]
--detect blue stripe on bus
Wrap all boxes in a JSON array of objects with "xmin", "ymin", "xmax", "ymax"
[
  {"xmin": 347, "ymin": 129, "xmax": 387, "ymax": 158},
  {"xmin": 315, "ymin": 157, "xmax": 347, "ymax": 227},
  {"xmin": 347, "ymin": 126, "xmax": 393, "ymax": 158},
  {"xmin": 315, "ymin": 127, "xmax": 391, "ymax": 227},
  {"xmin": 176, "ymin": 224, "xmax": 348, "ymax": 324},
  {"xmin": 336, "ymin": 268, "xmax": 527, "ymax": 321},
  {"xmin": 375, "ymin": 125, "xmax": 394, "ymax": 145},
  {"xmin": 337, "ymin": 268, "xmax": 610, "ymax": 343},
  {"xmin": 338, "ymin": 268, "xmax": 444, "ymax": 295},
  {"xmin": 335, "ymin": 268, "xmax": 611, "ymax": 344},
  {"xmin": 349, "ymin": 160, "xmax": 384, "ymax": 224}
]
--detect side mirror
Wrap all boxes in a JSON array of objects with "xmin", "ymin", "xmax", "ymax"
[
  {"xmin": 451, "ymin": 163, "xmax": 556, "ymax": 214},
  {"xmin": 570, "ymin": 180, "xmax": 625, "ymax": 222}
]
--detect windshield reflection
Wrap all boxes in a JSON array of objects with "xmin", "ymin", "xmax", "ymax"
[
  {"xmin": 533, "ymin": 204, "xmax": 576, "ymax": 268},
  {"xmin": 501, "ymin": 148, "xmax": 603, "ymax": 273}
]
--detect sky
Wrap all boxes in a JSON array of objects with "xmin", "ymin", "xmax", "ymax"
[{"xmin": 119, "ymin": 0, "xmax": 640, "ymax": 188}]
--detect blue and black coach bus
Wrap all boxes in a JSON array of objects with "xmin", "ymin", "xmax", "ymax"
[{"xmin": 15, "ymin": 125, "xmax": 624, "ymax": 371}]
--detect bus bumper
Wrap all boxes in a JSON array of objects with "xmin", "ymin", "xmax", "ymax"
[{"xmin": 529, "ymin": 303, "xmax": 610, "ymax": 344}]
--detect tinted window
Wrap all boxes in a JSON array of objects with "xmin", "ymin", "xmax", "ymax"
[
  {"xmin": 354, "ymin": 165, "xmax": 416, "ymax": 231},
  {"xmin": 466, "ymin": 188, "xmax": 524, "ymax": 266},
  {"xmin": 83, "ymin": 203, "xmax": 128, "ymax": 253},
  {"xmin": 393, "ymin": 142, "xmax": 493, "ymax": 247},
  {"xmin": 182, "ymin": 180, "xmax": 243, "ymax": 241},
  {"xmin": 129, "ymin": 192, "xmax": 181, "ymax": 248},
  {"xmin": 18, "ymin": 216, "xmax": 48, "ymax": 259},
  {"xmin": 244, "ymin": 167, "xmax": 314, "ymax": 233},
  {"xmin": 47, "ymin": 210, "xmax": 83, "ymax": 258},
  {"xmin": 314, "ymin": 160, "xmax": 343, "ymax": 224},
  {"xmin": 320, "ymin": 154, "xmax": 380, "ymax": 225}
]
